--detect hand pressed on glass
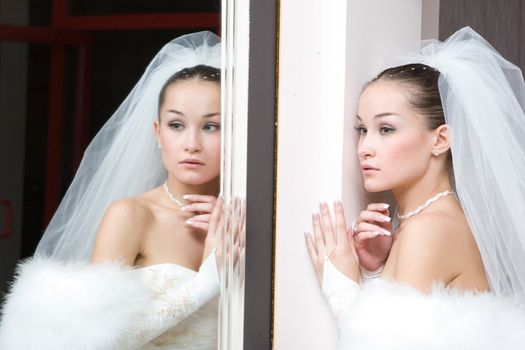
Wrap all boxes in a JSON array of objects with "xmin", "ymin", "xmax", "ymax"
[{"xmin": 305, "ymin": 201, "xmax": 360, "ymax": 284}]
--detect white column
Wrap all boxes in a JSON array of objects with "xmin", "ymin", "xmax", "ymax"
[{"xmin": 274, "ymin": 1, "xmax": 426, "ymax": 349}]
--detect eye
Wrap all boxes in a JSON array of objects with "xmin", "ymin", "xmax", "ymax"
[
  {"xmin": 168, "ymin": 121, "xmax": 184, "ymax": 130},
  {"xmin": 203, "ymin": 123, "xmax": 221, "ymax": 132},
  {"xmin": 379, "ymin": 126, "xmax": 395, "ymax": 135},
  {"xmin": 354, "ymin": 126, "xmax": 367, "ymax": 135}
]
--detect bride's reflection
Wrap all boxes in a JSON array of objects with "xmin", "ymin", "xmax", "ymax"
[
  {"xmin": 225, "ymin": 197, "xmax": 246, "ymax": 282},
  {"xmin": 0, "ymin": 32, "xmax": 224, "ymax": 349}
]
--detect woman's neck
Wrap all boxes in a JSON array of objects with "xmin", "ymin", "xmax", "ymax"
[
  {"xmin": 165, "ymin": 176, "xmax": 220, "ymax": 200},
  {"xmin": 393, "ymin": 170, "xmax": 452, "ymax": 214}
]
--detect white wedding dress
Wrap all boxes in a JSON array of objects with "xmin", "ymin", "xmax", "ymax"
[
  {"xmin": 131, "ymin": 263, "xmax": 218, "ymax": 349},
  {"xmin": 0, "ymin": 255, "xmax": 219, "ymax": 350}
]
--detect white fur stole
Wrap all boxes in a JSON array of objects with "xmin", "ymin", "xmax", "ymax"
[
  {"xmin": 338, "ymin": 279, "xmax": 525, "ymax": 350},
  {"xmin": 0, "ymin": 257, "xmax": 150, "ymax": 350}
]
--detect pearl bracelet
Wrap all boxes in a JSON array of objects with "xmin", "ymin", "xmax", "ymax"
[{"xmin": 360, "ymin": 265, "xmax": 384, "ymax": 282}]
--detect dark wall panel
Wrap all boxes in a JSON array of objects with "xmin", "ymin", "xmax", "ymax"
[{"xmin": 440, "ymin": 0, "xmax": 522, "ymax": 68}]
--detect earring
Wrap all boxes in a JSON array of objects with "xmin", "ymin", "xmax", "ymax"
[
  {"xmin": 433, "ymin": 151, "xmax": 439, "ymax": 156},
  {"xmin": 157, "ymin": 144, "xmax": 162, "ymax": 149}
]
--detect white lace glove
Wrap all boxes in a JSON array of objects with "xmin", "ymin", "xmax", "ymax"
[
  {"xmin": 322, "ymin": 258, "xmax": 360, "ymax": 322},
  {"xmin": 120, "ymin": 252, "xmax": 220, "ymax": 349},
  {"xmin": 193, "ymin": 250, "xmax": 221, "ymax": 305}
]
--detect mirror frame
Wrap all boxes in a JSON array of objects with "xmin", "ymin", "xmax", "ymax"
[
  {"xmin": 243, "ymin": 0, "xmax": 278, "ymax": 349},
  {"xmin": 220, "ymin": 0, "xmax": 278, "ymax": 349}
]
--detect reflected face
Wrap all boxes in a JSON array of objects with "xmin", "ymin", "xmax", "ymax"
[
  {"xmin": 356, "ymin": 81, "xmax": 434, "ymax": 192},
  {"xmin": 156, "ymin": 79, "xmax": 221, "ymax": 186}
]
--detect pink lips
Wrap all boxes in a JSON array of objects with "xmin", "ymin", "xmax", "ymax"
[
  {"xmin": 361, "ymin": 164, "xmax": 379, "ymax": 174},
  {"xmin": 180, "ymin": 158, "xmax": 205, "ymax": 169}
]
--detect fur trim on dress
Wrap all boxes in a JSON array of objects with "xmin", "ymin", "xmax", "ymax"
[
  {"xmin": 0, "ymin": 257, "xmax": 150, "ymax": 350},
  {"xmin": 338, "ymin": 279, "xmax": 525, "ymax": 350}
]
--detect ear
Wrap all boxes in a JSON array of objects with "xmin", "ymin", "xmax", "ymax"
[
  {"xmin": 431, "ymin": 124, "xmax": 450, "ymax": 157},
  {"xmin": 153, "ymin": 120, "xmax": 161, "ymax": 147}
]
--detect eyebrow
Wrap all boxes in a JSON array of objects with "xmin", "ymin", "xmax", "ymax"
[
  {"xmin": 166, "ymin": 110, "xmax": 220, "ymax": 118},
  {"xmin": 356, "ymin": 112, "xmax": 400, "ymax": 120}
]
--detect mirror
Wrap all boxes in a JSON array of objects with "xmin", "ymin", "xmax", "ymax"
[
  {"xmin": 0, "ymin": 1, "xmax": 248, "ymax": 349},
  {"xmin": 3, "ymin": 0, "xmax": 279, "ymax": 348},
  {"xmin": 218, "ymin": 0, "xmax": 249, "ymax": 348}
]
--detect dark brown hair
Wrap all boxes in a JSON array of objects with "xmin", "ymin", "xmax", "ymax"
[
  {"xmin": 372, "ymin": 63, "xmax": 444, "ymax": 130},
  {"xmin": 157, "ymin": 64, "xmax": 220, "ymax": 118}
]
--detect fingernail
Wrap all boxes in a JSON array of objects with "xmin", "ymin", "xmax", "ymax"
[
  {"xmin": 382, "ymin": 216, "xmax": 391, "ymax": 222},
  {"xmin": 183, "ymin": 195, "xmax": 192, "ymax": 199},
  {"xmin": 383, "ymin": 203, "xmax": 390, "ymax": 209},
  {"xmin": 381, "ymin": 229, "xmax": 391, "ymax": 236},
  {"xmin": 185, "ymin": 220, "xmax": 193, "ymax": 225},
  {"xmin": 180, "ymin": 206, "xmax": 188, "ymax": 211},
  {"xmin": 373, "ymin": 231, "xmax": 380, "ymax": 236}
]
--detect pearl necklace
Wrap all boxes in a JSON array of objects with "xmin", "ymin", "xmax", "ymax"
[
  {"xmin": 397, "ymin": 190, "xmax": 455, "ymax": 220},
  {"xmin": 163, "ymin": 180, "xmax": 185, "ymax": 207}
]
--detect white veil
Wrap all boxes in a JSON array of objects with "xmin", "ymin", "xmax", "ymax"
[
  {"xmin": 391, "ymin": 27, "xmax": 525, "ymax": 297},
  {"xmin": 35, "ymin": 31, "xmax": 221, "ymax": 262}
]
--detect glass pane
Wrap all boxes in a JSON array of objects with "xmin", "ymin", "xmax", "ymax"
[{"xmin": 218, "ymin": 0, "xmax": 250, "ymax": 348}]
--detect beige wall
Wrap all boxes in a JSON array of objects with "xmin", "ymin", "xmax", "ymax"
[
  {"xmin": 422, "ymin": 0, "xmax": 440, "ymax": 39},
  {"xmin": 274, "ymin": 1, "xmax": 428, "ymax": 348}
]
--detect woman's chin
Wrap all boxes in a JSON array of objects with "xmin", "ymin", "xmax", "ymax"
[
  {"xmin": 363, "ymin": 180, "xmax": 388, "ymax": 193},
  {"xmin": 173, "ymin": 173, "xmax": 219, "ymax": 187}
]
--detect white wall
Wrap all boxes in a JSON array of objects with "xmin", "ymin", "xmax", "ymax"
[{"xmin": 274, "ymin": 1, "xmax": 429, "ymax": 348}]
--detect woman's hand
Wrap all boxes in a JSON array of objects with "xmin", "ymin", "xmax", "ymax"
[
  {"xmin": 182, "ymin": 194, "xmax": 217, "ymax": 231},
  {"xmin": 305, "ymin": 201, "xmax": 360, "ymax": 284},
  {"xmin": 352, "ymin": 203, "xmax": 393, "ymax": 271},
  {"xmin": 202, "ymin": 196, "xmax": 223, "ymax": 265}
]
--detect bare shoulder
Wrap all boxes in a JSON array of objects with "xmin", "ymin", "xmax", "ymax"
[
  {"xmin": 91, "ymin": 196, "xmax": 153, "ymax": 264},
  {"xmin": 394, "ymin": 210, "xmax": 468, "ymax": 291},
  {"xmin": 397, "ymin": 211, "xmax": 462, "ymax": 250},
  {"xmin": 104, "ymin": 196, "xmax": 152, "ymax": 223}
]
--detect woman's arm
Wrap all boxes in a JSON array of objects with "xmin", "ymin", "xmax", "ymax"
[{"xmin": 91, "ymin": 198, "xmax": 147, "ymax": 265}]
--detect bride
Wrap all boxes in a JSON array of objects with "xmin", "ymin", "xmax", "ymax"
[
  {"xmin": 306, "ymin": 27, "xmax": 525, "ymax": 349},
  {"xmin": 0, "ymin": 31, "xmax": 223, "ymax": 350}
]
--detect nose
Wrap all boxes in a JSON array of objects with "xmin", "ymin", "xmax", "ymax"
[
  {"xmin": 184, "ymin": 129, "xmax": 202, "ymax": 154},
  {"xmin": 357, "ymin": 135, "xmax": 375, "ymax": 160}
]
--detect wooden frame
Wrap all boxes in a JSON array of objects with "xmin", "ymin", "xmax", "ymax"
[{"xmin": 243, "ymin": 0, "xmax": 278, "ymax": 349}]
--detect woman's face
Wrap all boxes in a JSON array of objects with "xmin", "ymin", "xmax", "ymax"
[
  {"xmin": 356, "ymin": 80, "xmax": 435, "ymax": 192},
  {"xmin": 155, "ymin": 79, "xmax": 221, "ymax": 186}
]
